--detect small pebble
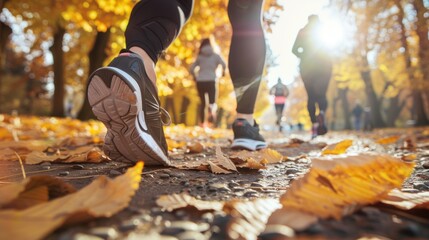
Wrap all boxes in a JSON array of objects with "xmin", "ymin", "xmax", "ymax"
[
  {"xmin": 109, "ymin": 170, "xmax": 122, "ymax": 176},
  {"xmin": 58, "ymin": 171, "xmax": 70, "ymax": 176},
  {"xmin": 89, "ymin": 227, "xmax": 118, "ymax": 239},
  {"xmin": 72, "ymin": 164, "xmax": 85, "ymax": 170},
  {"xmin": 71, "ymin": 233, "xmax": 103, "ymax": 240},
  {"xmin": 422, "ymin": 161, "xmax": 429, "ymax": 169},
  {"xmin": 159, "ymin": 173, "xmax": 171, "ymax": 179},
  {"xmin": 119, "ymin": 218, "xmax": 141, "ymax": 232},
  {"xmin": 177, "ymin": 231, "xmax": 206, "ymax": 240},
  {"xmin": 41, "ymin": 162, "xmax": 51, "ymax": 167}
]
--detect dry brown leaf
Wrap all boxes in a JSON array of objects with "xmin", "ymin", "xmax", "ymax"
[
  {"xmin": 0, "ymin": 140, "xmax": 52, "ymax": 152},
  {"xmin": 280, "ymin": 153, "xmax": 414, "ymax": 219},
  {"xmin": 0, "ymin": 182, "xmax": 26, "ymax": 207},
  {"xmin": 156, "ymin": 193, "xmax": 224, "ymax": 212},
  {"xmin": 0, "ymin": 176, "xmax": 76, "ymax": 210},
  {"xmin": 223, "ymin": 198, "xmax": 282, "ymax": 240},
  {"xmin": 0, "ymin": 148, "xmax": 20, "ymax": 161},
  {"xmin": 0, "ymin": 162, "xmax": 143, "ymax": 240},
  {"xmin": 214, "ymin": 146, "xmax": 237, "ymax": 172},
  {"xmin": 65, "ymin": 146, "xmax": 109, "ymax": 163},
  {"xmin": 381, "ymin": 189, "xmax": 429, "ymax": 210},
  {"xmin": 186, "ymin": 142, "xmax": 205, "ymax": 153},
  {"xmin": 321, "ymin": 139, "xmax": 353, "ymax": 155},
  {"xmin": 25, "ymin": 151, "xmax": 69, "ymax": 164},
  {"xmin": 208, "ymin": 161, "xmax": 233, "ymax": 174},
  {"xmin": 267, "ymin": 208, "xmax": 318, "ymax": 231},
  {"xmin": 25, "ymin": 146, "xmax": 109, "ymax": 164},
  {"xmin": 230, "ymin": 148, "xmax": 284, "ymax": 168}
]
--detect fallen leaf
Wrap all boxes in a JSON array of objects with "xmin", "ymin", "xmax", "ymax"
[
  {"xmin": 0, "ymin": 176, "xmax": 76, "ymax": 210},
  {"xmin": 186, "ymin": 142, "xmax": 205, "ymax": 153},
  {"xmin": 230, "ymin": 148, "xmax": 284, "ymax": 168},
  {"xmin": 156, "ymin": 193, "xmax": 224, "ymax": 212},
  {"xmin": 401, "ymin": 154, "xmax": 417, "ymax": 162},
  {"xmin": 0, "ymin": 140, "xmax": 52, "ymax": 153},
  {"xmin": 223, "ymin": 198, "xmax": 282, "ymax": 240},
  {"xmin": 321, "ymin": 139, "xmax": 353, "ymax": 155},
  {"xmin": 0, "ymin": 127, "xmax": 13, "ymax": 140},
  {"xmin": 267, "ymin": 208, "xmax": 318, "ymax": 231},
  {"xmin": 0, "ymin": 148, "xmax": 20, "ymax": 161},
  {"xmin": 25, "ymin": 151, "xmax": 69, "ymax": 164},
  {"xmin": 0, "ymin": 162, "xmax": 143, "ymax": 240},
  {"xmin": 381, "ymin": 189, "xmax": 429, "ymax": 210},
  {"xmin": 215, "ymin": 146, "xmax": 237, "ymax": 172},
  {"xmin": 25, "ymin": 146, "xmax": 109, "ymax": 164},
  {"xmin": 280, "ymin": 153, "xmax": 414, "ymax": 219},
  {"xmin": 0, "ymin": 182, "xmax": 26, "ymax": 207},
  {"xmin": 208, "ymin": 161, "xmax": 233, "ymax": 174},
  {"xmin": 376, "ymin": 136, "xmax": 400, "ymax": 145}
]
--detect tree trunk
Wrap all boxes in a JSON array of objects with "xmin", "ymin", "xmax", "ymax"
[
  {"xmin": 412, "ymin": 90, "xmax": 428, "ymax": 126},
  {"xmin": 412, "ymin": 0, "xmax": 429, "ymax": 125},
  {"xmin": 78, "ymin": 29, "xmax": 111, "ymax": 120},
  {"xmin": 0, "ymin": 22, "xmax": 12, "ymax": 112},
  {"xmin": 360, "ymin": 70, "xmax": 385, "ymax": 128},
  {"xmin": 180, "ymin": 97, "xmax": 189, "ymax": 124},
  {"xmin": 50, "ymin": 25, "xmax": 66, "ymax": 117},
  {"xmin": 331, "ymin": 95, "xmax": 340, "ymax": 130},
  {"xmin": 339, "ymin": 87, "xmax": 351, "ymax": 130},
  {"xmin": 385, "ymin": 95, "xmax": 405, "ymax": 127}
]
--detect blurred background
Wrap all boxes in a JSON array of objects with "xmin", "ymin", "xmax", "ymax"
[{"xmin": 0, "ymin": 0, "xmax": 428, "ymax": 131}]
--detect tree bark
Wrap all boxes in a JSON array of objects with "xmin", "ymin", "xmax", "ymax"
[
  {"xmin": 50, "ymin": 25, "xmax": 66, "ymax": 117},
  {"xmin": 387, "ymin": 0, "xmax": 429, "ymax": 127},
  {"xmin": 78, "ymin": 29, "xmax": 111, "ymax": 120},
  {"xmin": 0, "ymin": 22, "xmax": 12, "ymax": 112},
  {"xmin": 338, "ymin": 87, "xmax": 351, "ymax": 130},
  {"xmin": 360, "ymin": 70, "xmax": 385, "ymax": 128},
  {"xmin": 412, "ymin": 0, "xmax": 429, "ymax": 125}
]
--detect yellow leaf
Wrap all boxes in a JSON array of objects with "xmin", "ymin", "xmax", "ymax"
[
  {"xmin": 376, "ymin": 136, "xmax": 400, "ymax": 145},
  {"xmin": 0, "ymin": 176, "xmax": 76, "ymax": 210},
  {"xmin": 0, "ymin": 127, "xmax": 13, "ymax": 140},
  {"xmin": 280, "ymin": 153, "xmax": 414, "ymax": 219},
  {"xmin": 321, "ymin": 139, "xmax": 353, "ymax": 155},
  {"xmin": 0, "ymin": 162, "xmax": 143, "ymax": 240}
]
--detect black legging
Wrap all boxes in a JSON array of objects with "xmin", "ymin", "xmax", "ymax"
[
  {"xmin": 196, "ymin": 81, "xmax": 217, "ymax": 123},
  {"xmin": 124, "ymin": 0, "xmax": 265, "ymax": 114},
  {"xmin": 300, "ymin": 59, "xmax": 332, "ymax": 123}
]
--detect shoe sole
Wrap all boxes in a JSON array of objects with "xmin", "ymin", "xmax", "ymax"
[
  {"xmin": 231, "ymin": 138, "xmax": 267, "ymax": 151},
  {"xmin": 87, "ymin": 67, "xmax": 170, "ymax": 166}
]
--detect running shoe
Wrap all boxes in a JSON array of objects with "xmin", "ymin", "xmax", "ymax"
[
  {"xmin": 311, "ymin": 123, "xmax": 318, "ymax": 139},
  {"xmin": 317, "ymin": 111, "xmax": 328, "ymax": 135},
  {"xmin": 87, "ymin": 52, "xmax": 170, "ymax": 166},
  {"xmin": 231, "ymin": 119, "xmax": 267, "ymax": 150}
]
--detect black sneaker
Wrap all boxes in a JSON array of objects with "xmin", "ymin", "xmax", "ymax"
[
  {"xmin": 317, "ymin": 112, "xmax": 327, "ymax": 135},
  {"xmin": 231, "ymin": 119, "xmax": 267, "ymax": 150},
  {"xmin": 87, "ymin": 52, "xmax": 170, "ymax": 166}
]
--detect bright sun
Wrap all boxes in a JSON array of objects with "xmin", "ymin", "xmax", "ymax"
[{"xmin": 317, "ymin": 14, "xmax": 346, "ymax": 50}]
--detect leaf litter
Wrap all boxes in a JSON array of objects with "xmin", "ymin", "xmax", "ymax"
[{"xmin": 1, "ymin": 115, "xmax": 429, "ymax": 239}]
